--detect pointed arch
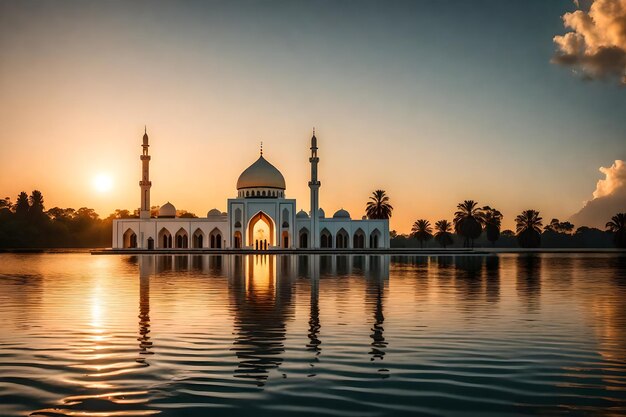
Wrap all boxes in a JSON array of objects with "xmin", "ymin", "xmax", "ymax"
[
  {"xmin": 299, "ymin": 227, "xmax": 309, "ymax": 249},
  {"xmin": 234, "ymin": 208, "xmax": 242, "ymax": 228},
  {"xmin": 192, "ymin": 228, "xmax": 205, "ymax": 248},
  {"xmin": 158, "ymin": 227, "xmax": 172, "ymax": 249},
  {"xmin": 320, "ymin": 228, "xmax": 332, "ymax": 248},
  {"xmin": 123, "ymin": 228, "xmax": 138, "ymax": 248},
  {"xmin": 209, "ymin": 227, "xmax": 223, "ymax": 249},
  {"xmin": 336, "ymin": 228, "xmax": 349, "ymax": 249},
  {"xmin": 282, "ymin": 208, "xmax": 290, "ymax": 228},
  {"xmin": 247, "ymin": 211, "xmax": 275, "ymax": 250},
  {"xmin": 353, "ymin": 228, "xmax": 365, "ymax": 249},
  {"xmin": 175, "ymin": 227, "xmax": 189, "ymax": 249},
  {"xmin": 369, "ymin": 229, "xmax": 381, "ymax": 249},
  {"xmin": 233, "ymin": 230, "xmax": 242, "ymax": 249}
]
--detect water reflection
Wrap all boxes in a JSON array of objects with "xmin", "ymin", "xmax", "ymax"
[
  {"xmin": 2, "ymin": 253, "xmax": 626, "ymax": 417},
  {"xmin": 367, "ymin": 275, "xmax": 386, "ymax": 361},
  {"xmin": 307, "ymin": 256, "xmax": 321, "ymax": 358},
  {"xmin": 516, "ymin": 255, "xmax": 542, "ymax": 313},
  {"xmin": 229, "ymin": 255, "xmax": 292, "ymax": 385},
  {"xmin": 137, "ymin": 256, "xmax": 153, "ymax": 362}
]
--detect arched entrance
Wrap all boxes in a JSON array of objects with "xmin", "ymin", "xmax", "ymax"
[
  {"xmin": 192, "ymin": 228, "xmax": 205, "ymax": 248},
  {"xmin": 336, "ymin": 228, "xmax": 349, "ymax": 249},
  {"xmin": 353, "ymin": 228, "xmax": 365, "ymax": 248},
  {"xmin": 209, "ymin": 228, "xmax": 223, "ymax": 249},
  {"xmin": 158, "ymin": 228, "xmax": 172, "ymax": 249},
  {"xmin": 175, "ymin": 228, "xmax": 188, "ymax": 248},
  {"xmin": 233, "ymin": 231, "xmax": 242, "ymax": 249},
  {"xmin": 320, "ymin": 228, "xmax": 332, "ymax": 248},
  {"xmin": 123, "ymin": 228, "xmax": 137, "ymax": 248},
  {"xmin": 370, "ymin": 229, "xmax": 381, "ymax": 249},
  {"xmin": 248, "ymin": 211, "xmax": 274, "ymax": 250},
  {"xmin": 299, "ymin": 228, "xmax": 309, "ymax": 249}
]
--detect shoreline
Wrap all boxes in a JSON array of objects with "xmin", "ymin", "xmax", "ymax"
[{"xmin": 1, "ymin": 248, "xmax": 624, "ymax": 255}]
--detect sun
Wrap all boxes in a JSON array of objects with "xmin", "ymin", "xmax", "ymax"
[{"xmin": 93, "ymin": 174, "xmax": 113, "ymax": 193}]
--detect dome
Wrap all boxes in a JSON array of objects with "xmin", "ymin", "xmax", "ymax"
[
  {"xmin": 237, "ymin": 155, "xmax": 286, "ymax": 190},
  {"xmin": 207, "ymin": 208, "xmax": 222, "ymax": 217},
  {"xmin": 296, "ymin": 209, "xmax": 309, "ymax": 219},
  {"xmin": 158, "ymin": 202, "xmax": 176, "ymax": 218},
  {"xmin": 318, "ymin": 208, "xmax": 325, "ymax": 218},
  {"xmin": 333, "ymin": 208, "xmax": 351, "ymax": 219}
]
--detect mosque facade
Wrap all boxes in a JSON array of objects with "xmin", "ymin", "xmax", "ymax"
[{"xmin": 112, "ymin": 129, "xmax": 389, "ymax": 250}]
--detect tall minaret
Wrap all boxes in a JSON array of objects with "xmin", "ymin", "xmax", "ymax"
[
  {"xmin": 139, "ymin": 127, "xmax": 152, "ymax": 219},
  {"xmin": 308, "ymin": 128, "xmax": 321, "ymax": 248}
]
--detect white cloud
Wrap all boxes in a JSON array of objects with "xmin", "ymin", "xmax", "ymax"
[
  {"xmin": 570, "ymin": 160, "xmax": 626, "ymax": 228},
  {"xmin": 553, "ymin": 0, "xmax": 626, "ymax": 84}
]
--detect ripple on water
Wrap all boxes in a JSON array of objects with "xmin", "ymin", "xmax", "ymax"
[{"xmin": 0, "ymin": 253, "xmax": 626, "ymax": 417}]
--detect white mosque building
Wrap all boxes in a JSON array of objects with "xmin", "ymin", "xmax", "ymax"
[{"xmin": 112, "ymin": 129, "xmax": 389, "ymax": 250}]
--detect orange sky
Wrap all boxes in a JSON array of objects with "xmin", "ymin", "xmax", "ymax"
[{"xmin": 1, "ymin": 1, "xmax": 625, "ymax": 233}]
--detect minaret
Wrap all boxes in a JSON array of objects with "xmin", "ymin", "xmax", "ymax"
[
  {"xmin": 308, "ymin": 128, "xmax": 321, "ymax": 248},
  {"xmin": 139, "ymin": 127, "xmax": 152, "ymax": 219}
]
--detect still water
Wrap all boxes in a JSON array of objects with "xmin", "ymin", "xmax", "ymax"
[{"xmin": 0, "ymin": 253, "xmax": 625, "ymax": 416}]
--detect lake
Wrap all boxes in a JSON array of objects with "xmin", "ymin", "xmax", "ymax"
[{"xmin": 1, "ymin": 253, "xmax": 625, "ymax": 416}]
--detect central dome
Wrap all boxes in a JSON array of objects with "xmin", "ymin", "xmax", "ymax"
[{"xmin": 237, "ymin": 155, "xmax": 286, "ymax": 190}]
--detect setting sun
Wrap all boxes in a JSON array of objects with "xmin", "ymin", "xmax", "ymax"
[{"xmin": 93, "ymin": 174, "xmax": 113, "ymax": 193}]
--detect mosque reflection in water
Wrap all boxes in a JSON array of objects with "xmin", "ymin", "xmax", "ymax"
[{"xmin": 134, "ymin": 254, "xmax": 390, "ymax": 384}]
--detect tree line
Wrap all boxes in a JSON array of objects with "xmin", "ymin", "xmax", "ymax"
[
  {"xmin": 0, "ymin": 190, "xmax": 199, "ymax": 248},
  {"xmin": 1, "ymin": 189, "xmax": 624, "ymax": 249},
  {"xmin": 365, "ymin": 191, "xmax": 626, "ymax": 249}
]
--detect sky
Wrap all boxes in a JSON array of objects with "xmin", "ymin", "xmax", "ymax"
[{"xmin": 0, "ymin": 0, "xmax": 625, "ymax": 232}]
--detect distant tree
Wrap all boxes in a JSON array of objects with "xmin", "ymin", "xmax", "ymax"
[
  {"xmin": 516, "ymin": 209, "xmax": 543, "ymax": 248},
  {"xmin": 366, "ymin": 190, "xmax": 393, "ymax": 219},
  {"xmin": 453, "ymin": 200, "xmax": 483, "ymax": 248},
  {"xmin": 109, "ymin": 209, "xmax": 134, "ymax": 219},
  {"xmin": 544, "ymin": 218, "xmax": 575, "ymax": 234},
  {"xmin": 411, "ymin": 219, "xmax": 433, "ymax": 248},
  {"xmin": 481, "ymin": 206, "xmax": 503, "ymax": 246},
  {"xmin": 177, "ymin": 210, "xmax": 198, "ymax": 218},
  {"xmin": 46, "ymin": 207, "xmax": 76, "ymax": 221},
  {"xmin": 15, "ymin": 192, "xmax": 30, "ymax": 216},
  {"xmin": 389, "ymin": 230, "xmax": 398, "ymax": 239},
  {"xmin": 434, "ymin": 219, "xmax": 454, "ymax": 249},
  {"xmin": 150, "ymin": 206, "xmax": 160, "ymax": 218},
  {"xmin": 75, "ymin": 207, "xmax": 99, "ymax": 221},
  {"xmin": 501, "ymin": 229, "xmax": 515, "ymax": 237},
  {"xmin": 29, "ymin": 190, "xmax": 45, "ymax": 214},
  {"xmin": 606, "ymin": 213, "xmax": 626, "ymax": 248},
  {"xmin": 0, "ymin": 197, "xmax": 12, "ymax": 211}
]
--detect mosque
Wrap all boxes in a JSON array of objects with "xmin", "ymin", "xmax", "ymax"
[{"xmin": 112, "ymin": 129, "xmax": 389, "ymax": 250}]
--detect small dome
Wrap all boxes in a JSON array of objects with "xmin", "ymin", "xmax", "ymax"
[
  {"xmin": 159, "ymin": 202, "xmax": 176, "ymax": 218},
  {"xmin": 318, "ymin": 208, "xmax": 325, "ymax": 218},
  {"xmin": 296, "ymin": 209, "xmax": 309, "ymax": 219},
  {"xmin": 207, "ymin": 208, "xmax": 222, "ymax": 217},
  {"xmin": 237, "ymin": 155, "xmax": 286, "ymax": 190},
  {"xmin": 333, "ymin": 208, "xmax": 351, "ymax": 219}
]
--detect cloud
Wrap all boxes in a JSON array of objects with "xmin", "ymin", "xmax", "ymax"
[
  {"xmin": 552, "ymin": 0, "xmax": 626, "ymax": 84},
  {"xmin": 570, "ymin": 160, "xmax": 626, "ymax": 228}
]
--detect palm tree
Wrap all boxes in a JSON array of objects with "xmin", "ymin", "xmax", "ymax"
[
  {"xmin": 434, "ymin": 219, "xmax": 454, "ymax": 249},
  {"xmin": 481, "ymin": 206, "xmax": 503, "ymax": 247},
  {"xmin": 453, "ymin": 200, "xmax": 483, "ymax": 248},
  {"xmin": 366, "ymin": 190, "xmax": 393, "ymax": 219},
  {"xmin": 14, "ymin": 192, "xmax": 30, "ymax": 217},
  {"xmin": 606, "ymin": 213, "xmax": 626, "ymax": 248},
  {"xmin": 29, "ymin": 190, "xmax": 45, "ymax": 214},
  {"xmin": 515, "ymin": 209, "xmax": 543, "ymax": 248},
  {"xmin": 411, "ymin": 219, "xmax": 433, "ymax": 248}
]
